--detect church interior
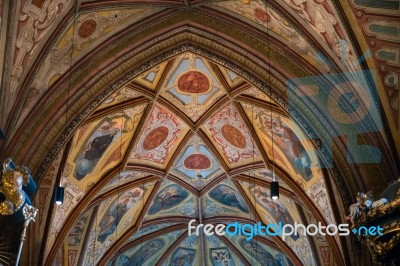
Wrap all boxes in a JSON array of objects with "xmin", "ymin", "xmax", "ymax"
[{"xmin": 0, "ymin": 0, "xmax": 399, "ymax": 265}]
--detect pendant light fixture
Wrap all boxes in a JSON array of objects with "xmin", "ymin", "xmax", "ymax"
[
  {"xmin": 55, "ymin": 186, "xmax": 65, "ymax": 205},
  {"xmin": 266, "ymin": 1, "xmax": 279, "ymax": 200}
]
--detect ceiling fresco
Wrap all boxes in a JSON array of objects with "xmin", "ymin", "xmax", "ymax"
[
  {"xmin": 171, "ymin": 134, "xmax": 224, "ymax": 190},
  {"xmin": 159, "ymin": 53, "xmax": 227, "ymax": 122},
  {"xmin": 129, "ymin": 103, "xmax": 189, "ymax": 168},
  {"xmin": 239, "ymin": 181, "xmax": 315, "ymax": 265},
  {"xmin": 39, "ymin": 52, "xmax": 343, "ymax": 265},
  {"xmin": 0, "ymin": 0, "xmax": 399, "ymax": 265},
  {"xmin": 203, "ymin": 103, "xmax": 262, "ymax": 167}
]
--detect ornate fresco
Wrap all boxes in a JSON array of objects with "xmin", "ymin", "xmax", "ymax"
[
  {"xmin": 39, "ymin": 52, "xmax": 343, "ymax": 265},
  {"xmin": 205, "ymin": 182, "xmax": 250, "ymax": 217},
  {"xmin": 107, "ymin": 230, "xmax": 184, "ymax": 266},
  {"xmin": 160, "ymin": 52, "xmax": 226, "ymax": 121},
  {"xmin": 239, "ymin": 180, "xmax": 318, "ymax": 265},
  {"xmin": 130, "ymin": 103, "xmax": 189, "ymax": 167},
  {"xmin": 226, "ymin": 235, "xmax": 295, "ymax": 266},
  {"xmin": 204, "ymin": 103, "xmax": 262, "ymax": 167},
  {"xmin": 1, "ymin": 1, "xmax": 399, "ymax": 265},
  {"xmin": 81, "ymin": 184, "xmax": 154, "ymax": 265},
  {"xmin": 145, "ymin": 180, "xmax": 197, "ymax": 221},
  {"xmin": 171, "ymin": 134, "xmax": 224, "ymax": 190},
  {"xmin": 97, "ymin": 86, "xmax": 142, "ymax": 111}
]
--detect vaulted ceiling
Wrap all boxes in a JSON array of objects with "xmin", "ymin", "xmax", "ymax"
[{"xmin": 0, "ymin": 0, "xmax": 399, "ymax": 266}]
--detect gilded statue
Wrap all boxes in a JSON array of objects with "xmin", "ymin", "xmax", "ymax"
[{"xmin": 0, "ymin": 158, "xmax": 32, "ymax": 215}]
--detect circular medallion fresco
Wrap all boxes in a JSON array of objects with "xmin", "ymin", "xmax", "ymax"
[
  {"xmin": 143, "ymin": 126, "xmax": 169, "ymax": 150},
  {"xmin": 78, "ymin": 19, "xmax": 97, "ymax": 38},
  {"xmin": 221, "ymin": 124, "xmax": 246, "ymax": 149},
  {"xmin": 184, "ymin": 154, "xmax": 211, "ymax": 170},
  {"xmin": 177, "ymin": 71, "xmax": 210, "ymax": 94}
]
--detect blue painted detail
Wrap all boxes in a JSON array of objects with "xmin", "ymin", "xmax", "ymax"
[{"xmin": 175, "ymin": 145, "xmax": 219, "ymax": 179}]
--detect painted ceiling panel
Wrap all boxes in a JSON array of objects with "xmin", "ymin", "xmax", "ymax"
[
  {"xmin": 224, "ymin": 234, "xmax": 294, "ymax": 266},
  {"xmin": 216, "ymin": 65, "xmax": 245, "ymax": 88},
  {"xmin": 203, "ymin": 179, "xmax": 251, "ymax": 219},
  {"xmin": 205, "ymin": 235, "xmax": 245, "ymax": 266},
  {"xmin": 127, "ymin": 222, "xmax": 179, "ymax": 243},
  {"xmin": 64, "ymin": 209, "xmax": 93, "ymax": 266},
  {"xmin": 241, "ymin": 102, "xmax": 316, "ymax": 183},
  {"xmin": 44, "ymin": 104, "xmax": 147, "ymax": 259},
  {"xmin": 96, "ymin": 170, "xmax": 150, "ymax": 197},
  {"xmin": 241, "ymin": 103, "xmax": 337, "ymax": 224},
  {"xmin": 160, "ymin": 52, "xmax": 227, "ymax": 121},
  {"xmin": 162, "ymin": 235, "xmax": 200, "ymax": 266},
  {"xmin": 170, "ymin": 134, "xmax": 224, "ymax": 190},
  {"xmin": 144, "ymin": 180, "xmax": 198, "ymax": 221},
  {"xmin": 67, "ymin": 104, "xmax": 147, "ymax": 188},
  {"xmin": 83, "ymin": 182, "xmax": 155, "ymax": 265},
  {"xmin": 106, "ymin": 229, "xmax": 184, "ymax": 266},
  {"xmin": 133, "ymin": 62, "xmax": 169, "ymax": 91},
  {"xmin": 130, "ymin": 103, "xmax": 189, "ymax": 168},
  {"xmin": 203, "ymin": 103, "xmax": 262, "ymax": 167},
  {"xmin": 238, "ymin": 180, "xmax": 316, "ymax": 265}
]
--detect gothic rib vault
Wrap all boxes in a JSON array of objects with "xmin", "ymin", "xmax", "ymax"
[
  {"xmin": 0, "ymin": 0, "xmax": 399, "ymax": 266},
  {"xmin": 44, "ymin": 52, "xmax": 342, "ymax": 266}
]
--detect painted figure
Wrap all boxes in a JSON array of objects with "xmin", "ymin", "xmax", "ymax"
[
  {"xmin": 263, "ymin": 116, "xmax": 312, "ymax": 180},
  {"xmin": 75, "ymin": 120, "xmax": 120, "ymax": 180},
  {"xmin": 97, "ymin": 189, "xmax": 142, "ymax": 243},
  {"xmin": 178, "ymin": 71, "xmax": 210, "ymax": 94},
  {"xmin": 209, "ymin": 185, "xmax": 249, "ymax": 213},
  {"xmin": 148, "ymin": 185, "xmax": 189, "ymax": 215},
  {"xmin": 253, "ymin": 187, "xmax": 299, "ymax": 240}
]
